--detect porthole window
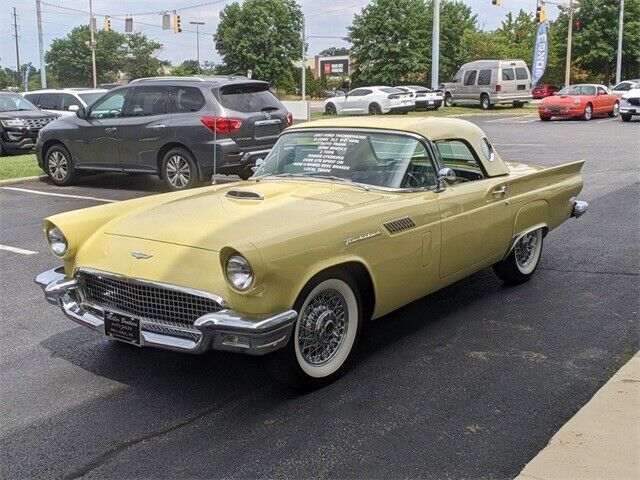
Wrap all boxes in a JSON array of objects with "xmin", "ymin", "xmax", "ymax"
[{"xmin": 481, "ymin": 138, "xmax": 494, "ymax": 162}]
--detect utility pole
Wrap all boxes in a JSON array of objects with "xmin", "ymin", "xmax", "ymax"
[
  {"xmin": 12, "ymin": 7, "xmax": 21, "ymax": 88},
  {"xmin": 190, "ymin": 21, "xmax": 205, "ymax": 74},
  {"xmin": 564, "ymin": 0, "xmax": 575, "ymax": 87},
  {"xmin": 431, "ymin": 0, "xmax": 440, "ymax": 90},
  {"xmin": 36, "ymin": 0, "xmax": 47, "ymax": 88},
  {"xmin": 301, "ymin": 16, "xmax": 306, "ymax": 101},
  {"xmin": 615, "ymin": 0, "xmax": 624, "ymax": 85},
  {"xmin": 88, "ymin": 0, "xmax": 97, "ymax": 88}
]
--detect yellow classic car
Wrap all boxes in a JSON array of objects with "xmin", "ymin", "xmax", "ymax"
[{"xmin": 35, "ymin": 116, "xmax": 588, "ymax": 389}]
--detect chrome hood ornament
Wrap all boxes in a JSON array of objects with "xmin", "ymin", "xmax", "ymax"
[{"xmin": 131, "ymin": 251, "xmax": 153, "ymax": 260}]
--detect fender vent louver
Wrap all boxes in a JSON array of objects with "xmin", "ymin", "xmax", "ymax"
[
  {"xmin": 225, "ymin": 190, "xmax": 264, "ymax": 200},
  {"xmin": 384, "ymin": 216, "xmax": 416, "ymax": 234}
]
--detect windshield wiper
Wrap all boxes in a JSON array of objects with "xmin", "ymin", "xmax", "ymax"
[{"xmin": 301, "ymin": 174, "xmax": 370, "ymax": 191}]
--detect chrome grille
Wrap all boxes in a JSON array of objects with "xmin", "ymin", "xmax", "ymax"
[
  {"xmin": 77, "ymin": 271, "xmax": 223, "ymax": 331},
  {"xmin": 384, "ymin": 216, "xmax": 416, "ymax": 234},
  {"xmin": 23, "ymin": 117, "xmax": 55, "ymax": 129}
]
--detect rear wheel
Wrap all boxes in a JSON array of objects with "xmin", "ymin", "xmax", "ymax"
[
  {"xmin": 480, "ymin": 94, "xmax": 491, "ymax": 110},
  {"xmin": 45, "ymin": 144, "xmax": 77, "ymax": 186},
  {"xmin": 581, "ymin": 103, "xmax": 593, "ymax": 120},
  {"xmin": 513, "ymin": 101, "xmax": 525, "ymax": 108},
  {"xmin": 160, "ymin": 148, "xmax": 200, "ymax": 191},
  {"xmin": 444, "ymin": 93, "xmax": 453, "ymax": 107},
  {"xmin": 368, "ymin": 103, "xmax": 382, "ymax": 115},
  {"xmin": 621, "ymin": 113, "xmax": 632, "ymax": 122},
  {"xmin": 609, "ymin": 102, "xmax": 619, "ymax": 117},
  {"xmin": 493, "ymin": 229, "xmax": 544, "ymax": 285},
  {"xmin": 325, "ymin": 103, "xmax": 336, "ymax": 115},
  {"xmin": 539, "ymin": 115, "xmax": 551, "ymax": 121},
  {"xmin": 267, "ymin": 271, "xmax": 363, "ymax": 390}
]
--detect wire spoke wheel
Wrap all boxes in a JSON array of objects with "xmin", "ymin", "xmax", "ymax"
[
  {"xmin": 47, "ymin": 151, "xmax": 68, "ymax": 180},
  {"xmin": 514, "ymin": 229, "xmax": 542, "ymax": 275},
  {"xmin": 166, "ymin": 155, "xmax": 191, "ymax": 189}
]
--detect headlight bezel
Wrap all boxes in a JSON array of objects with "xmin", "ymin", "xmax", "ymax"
[
  {"xmin": 225, "ymin": 253, "xmax": 254, "ymax": 292},
  {"xmin": 46, "ymin": 225, "xmax": 68, "ymax": 257},
  {"xmin": 1, "ymin": 119, "xmax": 26, "ymax": 128}
]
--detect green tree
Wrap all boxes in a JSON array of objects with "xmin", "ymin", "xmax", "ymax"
[
  {"xmin": 437, "ymin": 0, "xmax": 479, "ymax": 81},
  {"xmin": 348, "ymin": 0, "xmax": 431, "ymax": 86},
  {"xmin": 120, "ymin": 33, "xmax": 169, "ymax": 80},
  {"xmin": 319, "ymin": 46, "xmax": 350, "ymax": 56},
  {"xmin": 215, "ymin": 0, "xmax": 303, "ymax": 90},
  {"xmin": 0, "ymin": 69, "xmax": 12, "ymax": 89}
]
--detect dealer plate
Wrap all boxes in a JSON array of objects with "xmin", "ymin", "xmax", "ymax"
[{"xmin": 104, "ymin": 311, "xmax": 141, "ymax": 346}]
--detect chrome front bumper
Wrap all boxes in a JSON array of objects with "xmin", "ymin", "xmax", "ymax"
[
  {"xmin": 35, "ymin": 267, "xmax": 297, "ymax": 355},
  {"xmin": 571, "ymin": 200, "xmax": 589, "ymax": 218}
]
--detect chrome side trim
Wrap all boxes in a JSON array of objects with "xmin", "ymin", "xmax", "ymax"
[{"xmin": 502, "ymin": 224, "xmax": 548, "ymax": 261}]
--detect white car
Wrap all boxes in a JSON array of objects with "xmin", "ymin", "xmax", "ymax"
[
  {"xmin": 324, "ymin": 86, "xmax": 415, "ymax": 115},
  {"xmin": 398, "ymin": 85, "xmax": 443, "ymax": 110},
  {"xmin": 611, "ymin": 80, "xmax": 640, "ymax": 97},
  {"xmin": 619, "ymin": 83, "xmax": 640, "ymax": 121},
  {"xmin": 22, "ymin": 88, "xmax": 108, "ymax": 116}
]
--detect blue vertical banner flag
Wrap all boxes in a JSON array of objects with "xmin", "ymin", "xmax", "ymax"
[{"xmin": 531, "ymin": 21, "xmax": 548, "ymax": 87}]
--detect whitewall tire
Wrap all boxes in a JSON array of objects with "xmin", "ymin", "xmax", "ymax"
[{"xmin": 493, "ymin": 228, "xmax": 544, "ymax": 285}]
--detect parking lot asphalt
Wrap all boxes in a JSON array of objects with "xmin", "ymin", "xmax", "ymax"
[{"xmin": 1, "ymin": 114, "xmax": 638, "ymax": 479}]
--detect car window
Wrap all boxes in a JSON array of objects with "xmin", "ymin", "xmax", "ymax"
[
  {"xmin": 348, "ymin": 89, "xmax": 366, "ymax": 97},
  {"xmin": 464, "ymin": 70, "xmax": 477, "ymax": 86},
  {"xmin": 380, "ymin": 87, "xmax": 403, "ymax": 94},
  {"xmin": 171, "ymin": 86, "xmax": 205, "ymax": 113},
  {"xmin": 90, "ymin": 91, "xmax": 126, "ymax": 119},
  {"xmin": 477, "ymin": 69, "xmax": 491, "ymax": 86},
  {"xmin": 216, "ymin": 83, "xmax": 281, "ymax": 113},
  {"xmin": 502, "ymin": 68, "xmax": 515, "ymax": 81},
  {"xmin": 124, "ymin": 86, "xmax": 169, "ymax": 117},
  {"xmin": 23, "ymin": 93, "xmax": 40, "ymax": 105},
  {"xmin": 613, "ymin": 82, "xmax": 630, "ymax": 91},
  {"xmin": 60, "ymin": 94, "xmax": 82, "ymax": 111},
  {"xmin": 0, "ymin": 94, "xmax": 39, "ymax": 112},
  {"xmin": 38, "ymin": 93, "xmax": 62, "ymax": 110},
  {"xmin": 78, "ymin": 92, "xmax": 106, "ymax": 106},
  {"xmin": 597, "ymin": 86, "xmax": 608, "ymax": 95},
  {"xmin": 452, "ymin": 68, "xmax": 463, "ymax": 83},
  {"xmin": 435, "ymin": 139, "xmax": 485, "ymax": 182},
  {"xmin": 515, "ymin": 67, "xmax": 529, "ymax": 80}
]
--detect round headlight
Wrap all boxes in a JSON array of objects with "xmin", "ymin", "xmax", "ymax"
[
  {"xmin": 225, "ymin": 254, "xmax": 253, "ymax": 291},
  {"xmin": 47, "ymin": 226, "xmax": 68, "ymax": 256},
  {"xmin": 573, "ymin": 98, "xmax": 581, "ymax": 105}
]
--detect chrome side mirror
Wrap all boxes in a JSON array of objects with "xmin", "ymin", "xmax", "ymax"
[
  {"xmin": 68, "ymin": 105, "xmax": 79, "ymax": 112},
  {"xmin": 251, "ymin": 157, "xmax": 264, "ymax": 173},
  {"xmin": 435, "ymin": 167, "xmax": 456, "ymax": 192}
]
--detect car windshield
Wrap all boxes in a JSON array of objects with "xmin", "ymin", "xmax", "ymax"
[
  {"xmin": 558, "ymin": 85, "xmax": 596, "ymax": 96},
  {"xmin": 0, "ymin": 94, "xmax": 39, "ymax": 112},
  {"xmin": 253, "ymin": 130, "xmax": 436, "ymax": 189},
  {"xmin": 78, "ymin": 92, "xmax": 105, "ymax": 106}
]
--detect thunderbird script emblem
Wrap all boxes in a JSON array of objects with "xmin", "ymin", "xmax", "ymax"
[{"xmin": 131, "ymin": 251, "xmax": 153, "ymax": 260}]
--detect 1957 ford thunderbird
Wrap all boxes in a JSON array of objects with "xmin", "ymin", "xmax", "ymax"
[{"xmin": 36, "ymin": 117, "xmax": 588, "ymax": 389}]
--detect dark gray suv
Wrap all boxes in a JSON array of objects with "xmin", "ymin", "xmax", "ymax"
[{"xmin": 35, "ymin": 76, "xmax": 292, "ymax": 190}]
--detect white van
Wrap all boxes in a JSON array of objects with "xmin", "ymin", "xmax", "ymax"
[{"xmin": 442, "ymin": 60, "xmax": 533, "ymax": 109}]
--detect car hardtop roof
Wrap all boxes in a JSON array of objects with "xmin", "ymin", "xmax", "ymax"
[
  {"xmin": 130, "ymin": 75, "xmax": 270, "ymax": 88},
  {"xmin": 25, "ymin": 88, "xmax": 107, "ymax": 94}
]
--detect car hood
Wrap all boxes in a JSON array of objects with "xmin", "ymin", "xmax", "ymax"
[
  {"xmin": 0, "ymin": 109, "xmax": 54, "ymax": 120},
  {"xmin": 104, "ymin": 180, "xmax": 384, "ymax": 251},
  {"xmin": 622, "ymin": 88, "xmax": 640, "ymax": 99},
  {"xmin": 542, "ymin": 95, "xmax": 586, "ymax": 105}
]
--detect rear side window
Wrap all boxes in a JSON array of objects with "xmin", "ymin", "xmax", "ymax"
[
  {"xmin": 171, "ymin": 87, "xmax": 205, "ymax": 113},
  {"xmin": 39, "ymin": 93, "xmax": 62, "ymax": 110},
  {"xmin": 61, "ymin": 94, "xmax": 82, "ymax": 110},
  {"xmin": 23, "ymin": 93, "xmax": 39, "ymax": 105},
  {"xmin": 216, "ymin": 83, "xmax": 281, "ymax": 113},
  {"xmin": 477, "ymin": 69, "xmax": 492, "ymax": 86},
  {"xmin": 125, "ymin": 86, "xmax": 169, "ymax": 117},
  {"xmin": 515, "ymin": 67, "xmax": 529, "ymax": 80},
  {"xmin": 464, "ymin": 70, "xmax": 477, "ymax": 86},
  {"xmin": 435, "ymin": 139, "xmax": 485, "ymax": 181},
  {"xmin": 502, "ymin": 68, "xmax": 515, "ymax": 81}
]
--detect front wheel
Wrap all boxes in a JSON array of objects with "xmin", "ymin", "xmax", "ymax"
[
  {"xmin": 493, "ymin": 229, "xmax": 544, "ymax": 285},
  {"xmin": 581, "ymin": 103, "xmax": 593, "ymax": 121},
  {"xmin": 161, "ymin": 148, "xmax": 201, "ymax": 191},
  {"xmin": 621, "ymin": 113, "xmax": 632, "ymax": 122},
  {"xmin": 45, "ymin": 144, "xmax": 78, "ymax": 186},
  {"xmin": 267, "ymin": 272, "xmax": 363, "ymax": 390},
  {"xmin": 444, "ymin": 93, "xmax": 453, "ymax": 107},
  {"xmin": 609, "ymin": 102, "xmax": 619, "ymax": 117}
]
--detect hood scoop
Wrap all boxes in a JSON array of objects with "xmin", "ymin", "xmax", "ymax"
[{"xmin": 225, "ymin": 189, "xmax": 264, "ymax": 201}]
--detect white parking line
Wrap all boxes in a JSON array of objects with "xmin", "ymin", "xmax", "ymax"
[
  {"xmin": 0, "ymin": 244, "xmax": 38, "ymax": 255},
  {"xmin": 1, "ymin": 187, "xmax": 117, "ymax": 203},
  {"xmin": 494, "ymin": 143, "xmax": 546, "ymax": 147},
  {"xmin": 484, "ymin": 116, "xmax": 534, "ymax": 124},
  {"xmin": 595, "ymin": 118, "xmax": 616, "ymax": 124}
]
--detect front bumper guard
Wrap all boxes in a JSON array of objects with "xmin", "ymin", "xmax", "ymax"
[
  {"xmin": 35, "ymin": 267, "xmax": 297, "ymax": 355},
  {"xmin": 571, "ymin": 200, "xmax": 589, "ymax": 218}
]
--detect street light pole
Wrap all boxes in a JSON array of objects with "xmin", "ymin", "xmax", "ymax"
[
  {"xmin": 564, "ymin": 0, "xmax": 574, "ymax": 87},
  {"xmin": 36, "ymin": 0, "xmax": 47, "ymax": 88},
  {"xmin": 190, "ymin": 21, "xmax": 205, "ymax": 74},
  {"xmin": 301, "ymin": 16, "xmax": 306, "ymax": 101},
  {"xmin": 615, "ymin": 0, "xmax": 624, "ymax": 85},
  {"xmin": 431, "ymin": 0, "xmax": 440, "ymax": 90},
  {"xmin": 88, "ymin": 0, "xmax": 97, "ymax": 88}
]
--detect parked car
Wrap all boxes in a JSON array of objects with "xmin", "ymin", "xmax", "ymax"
[
  {"xmin": 610, "ymin": 79, "xmax": 640, "ymax": 97},
  {"xmin": 35, "ymin": 115, "xmax": 588, "ymax": 389},
  {"xmin": 0, "ymin": 92, "xmax": 58, "ymax": 156},
  {"xmin": 324, "ymin": 86, "xmax": 415, "ymax": 115},
  {"xmin": 398, "ymin": 86, "xmax": 443, "ymax": 110},
  {"xmin": 532, "ymin": 84, "xmax": 560, "ymax": 99},
  {"xmin": 538, "ymin": 84, "xmax": 619, "ymax": 121},
  {"xmin": 23, "ymin": 89, "xmax": 108, "ymax": 116},
  {"xmin": 442, "ymin": 59, "xmax": 533, "ymax": 109},
  {"xmin": 324, "ymin": 89, "xmax": 346, "ymax": 98},
  {"xmin": 619, "ymin": 82, "xmax": 640, "ymax": 122},
  {"xmin": 35, "ymin": 76, "xmax": 292, "ymax": 188}
]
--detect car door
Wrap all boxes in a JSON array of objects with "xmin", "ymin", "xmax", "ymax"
[
  {"xmin": 501, "ymin": 67, "xmax": 516, "ymax": 96},
  {"xmin": 73, "ymin": 89, "xmax": 128, "ymax": 169},
  {"xmin": 342, "ymin": 89, "xmax": 366, "ymax": 114},
  {"xmin": 434, "ymin": 139, "xmax": 512, "ymax": 278},
  {"xmin": 462, "ymin": 70, "xmax": 477, "ymax": 103},
  {"xmin": 117, "ymin": 85, "xmax": 172, "ymax": 172},
  {"xmin": 595, "ymin": 86, "xmax": 614, "ymax": 114}
]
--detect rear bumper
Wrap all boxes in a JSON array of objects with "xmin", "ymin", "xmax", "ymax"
[
  {"xmin": 490, "ymin": 93, "xmax": 533, "ymax": 104},
  {"xmin": 35, "ymin": 267, "xmax": 297, "ymax": 355},
  {"xmin": 197, "ymin": 141, "xmax": 275, "ymax": 176},
  {"xmin": 571, "ymin": 200, "xmax": 588, "ymax": 218},
  {"xmin": 415, "ymin": 99, "xmax": 443, "ymax": 109}
]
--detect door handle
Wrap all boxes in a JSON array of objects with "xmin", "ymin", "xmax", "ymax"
[
  {"xmin": 105, "ymin": 127, "xmax": 117, "ymax": 133},
  {"xmin": 151, "ymin": 124, "xmax": 166, "ymax": 129},
  {"xmin": 493, "ymin": 185, "xmax": 508, "ymax": 196}
]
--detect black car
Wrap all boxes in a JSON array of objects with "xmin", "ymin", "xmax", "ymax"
[
  {"xmin": 0, "ymin": 92, "xmax": 57, "ymax": 156},
  {"xmin": 36, "ymin": 76, "xmax": 292, "ymax": 190}
]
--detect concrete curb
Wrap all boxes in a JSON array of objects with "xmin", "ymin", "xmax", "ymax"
[
  {"xmin": 516, "ymin": 351, "xmax": 640, "ymax": 480},
  {"xmin": 0, "ymin": 175, "xmax": 47, "ymax": 186}
]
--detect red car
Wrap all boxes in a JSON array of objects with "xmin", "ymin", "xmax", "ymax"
[
  {"xmin": 532, "ymin": 84, "xmax": 559, "ymax": 99},
  {"xmin": 539, "ymin": 84, "xmax": 619, "ymax": 121}
]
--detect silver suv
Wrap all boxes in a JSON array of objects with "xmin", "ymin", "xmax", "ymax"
[{"xmin": 35, "ymin": 76, "xmax": 292, "ymax": 190}]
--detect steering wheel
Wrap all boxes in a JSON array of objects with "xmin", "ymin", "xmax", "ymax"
[{"xmin": 404, "ymin": 171, "xmax": 430, "ymax": 188}]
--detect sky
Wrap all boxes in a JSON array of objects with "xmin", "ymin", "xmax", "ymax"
[{"xmin": 0, "ymin": 0, "xmax": 558, "ymax": 71}]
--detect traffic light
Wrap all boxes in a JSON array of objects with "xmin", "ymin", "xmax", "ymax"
[
  {"xmin": 103, "ymin": 16, "xmax": 112, "ymax": 32},
  {"xmin": 573, "ymin": 19, "xmax": 581, "ymax": 30},
  {"xmin": 492, "ymin": 0, "xmax": 502, "ymax": 5},
  {"xmin": 535, "ymin": 4, "xmax": 547, "ymax": 23},
  {"xmin": 173, "ymin": 13, "xmax": 182, "ymax": 33}
]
